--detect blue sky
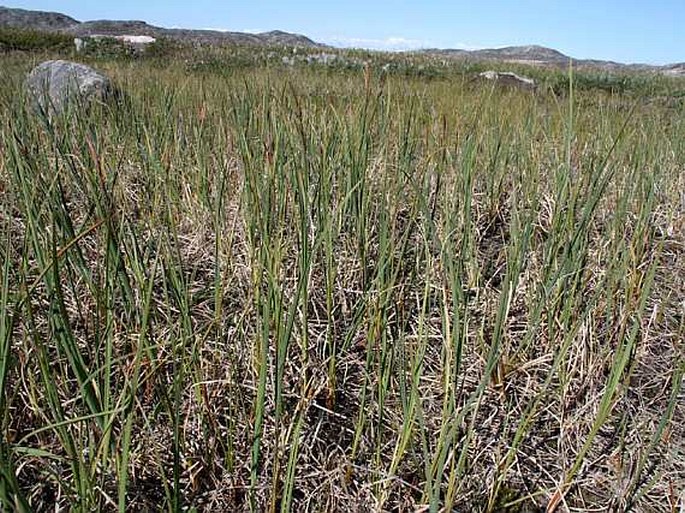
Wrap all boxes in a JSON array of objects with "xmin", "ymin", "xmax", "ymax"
[{"xmin": 5, "ymin": 1, "xmax": 683, "ymax": 64}]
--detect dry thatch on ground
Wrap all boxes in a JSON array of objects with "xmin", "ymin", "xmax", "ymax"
[{"xmin": 0, "ymin": 55, "xmax": 684, "ymax": 512}]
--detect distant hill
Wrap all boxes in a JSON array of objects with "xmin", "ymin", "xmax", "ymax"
[
  {"xmin": 0, "ymin": 6, "xmax": 77, "ymax": 31},
  {"xmin": 662, "ymin": 63, "xmax": 685, "ymax": 76},
  {"xmin": 0, "ymin": 5, "xmax": 682, "ymax": 75},
  {"xmin": 0, "ymin": 5, "xmax": 322, "ymax": 47},
  {"xmin": 430, "ymin": 45, "xmax": 570, "ymax": 64},
  {"xmin": 422, "ymin": 45, "xmax": 677, "ymax": 74}
]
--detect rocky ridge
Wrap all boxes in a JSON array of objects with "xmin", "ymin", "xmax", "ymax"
[{"xmin": 0, "ymin": 6, "xmax": 321, "ymax": 47}]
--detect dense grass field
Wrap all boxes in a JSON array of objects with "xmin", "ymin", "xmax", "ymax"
[{"xmin": 0, "ymin": 47, "xmax": 684, "ymax": 512}]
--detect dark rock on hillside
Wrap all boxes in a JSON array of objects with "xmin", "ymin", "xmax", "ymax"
[
  {"xmin": 26, "ymin": 60, "xmax": 113, "ymax": 116},
  {"xmin": 258, "ymin": 30, "xmax": 318, "ymax": 47},
  {"xmin": 71, "ymin": 19, "xmax": 153, "ymax": 36},
  {"xmin": 0, "ymin": 5, "xmax": 78, "ymax": 31}
]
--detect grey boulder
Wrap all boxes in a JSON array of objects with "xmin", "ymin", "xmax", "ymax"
[
  {"xmin": 26, "ymin": 60, "xmax": 113, "ymax": 116},
  {"xmin": 479, "ymin": 70, "xmax": 537, "ymax": 91}
]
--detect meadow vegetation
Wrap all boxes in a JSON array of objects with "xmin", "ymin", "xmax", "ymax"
[
  {"xmin": 0, "ymin": 27, "xmax": 73, "ymax": 52},
  {"xmin": 0, "ymin": 42, "xmax": 684, "ymax": 511}
]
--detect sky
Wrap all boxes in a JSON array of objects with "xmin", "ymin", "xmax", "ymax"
[{"xmin": 5, "ymin": 1, "xmax": 684, "ymax": 65}]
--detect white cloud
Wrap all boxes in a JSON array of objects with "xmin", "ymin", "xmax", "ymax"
[
  {"xmin": 324, "ymin": 36, "xmax": 484, "ymax": 52},
  {"xmin": 450, "ymin": 43, "xmax": 483, "ymax": 51},
  {"xmin": 325, "ymin": 36, "xmax": 430, "ymax": 52}
]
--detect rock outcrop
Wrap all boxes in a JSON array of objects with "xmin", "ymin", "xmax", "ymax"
[
  {"xmin": 479, "ymin": 70, "xmax": 537, "ymax": 91},
  {"xmin": 26, "ymin": 60, "xmax": 113, "ymax": 116}
]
